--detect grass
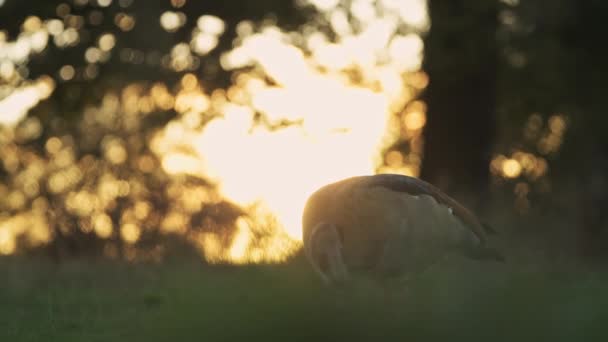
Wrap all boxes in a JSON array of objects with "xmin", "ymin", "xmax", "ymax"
[{"xmin": 1, "ymin": 253, "xmax": 607, "ymax": 342}]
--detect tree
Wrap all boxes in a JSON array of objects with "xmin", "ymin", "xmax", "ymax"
[
  {"xmin": 420, "ymin": 0, "xmax": 498, "ymax": 204},
  {"xmin": 0, "ymin": 0, "xmax": 309, "ymax": 260}
]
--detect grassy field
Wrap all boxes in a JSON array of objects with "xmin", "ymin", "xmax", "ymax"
[
  {"xmin": 1, "ymin": 252, "xmax": 607, "ymax": 342},
  {"xmin": 0, "ymin": 250, "xmax": 608, "ymax": 341}
]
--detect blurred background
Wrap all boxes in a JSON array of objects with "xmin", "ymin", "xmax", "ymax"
[
  {"xmin": 1, "ymin": 0, "xmax": 607, "ymax": 264},
  {"xmin": 2, "ymin": 0, "xmax": 608, "ymax": 340}
]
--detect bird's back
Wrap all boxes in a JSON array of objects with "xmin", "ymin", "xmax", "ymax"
[{"xmin": 302, "ymin": 175, "xmax": 481, "ymax": 276}]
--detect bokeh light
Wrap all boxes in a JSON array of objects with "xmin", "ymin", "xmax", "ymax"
[
  {"xmin": 2, "ymin": 0, "xmax": 562, "ymax": 264},
  {"xmin": 2, "ymin": 0, "xmax": 430, "ymax": 263},
  {"xmin": 490, "ymin": 112, "xmax": 567, "ymax": 213}
]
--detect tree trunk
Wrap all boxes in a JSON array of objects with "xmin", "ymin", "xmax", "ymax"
[{"xmin": 420, "ymin": 0, "xmax": 498, "ymax": 204}]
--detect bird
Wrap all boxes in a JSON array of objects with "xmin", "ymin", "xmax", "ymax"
[{"xmin": 302, "ymin": 173, "xmax": 504, "ymax": 287}]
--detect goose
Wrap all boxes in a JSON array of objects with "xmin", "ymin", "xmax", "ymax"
[{"xmin": 302, "ymin": 174, "xmax": 504, "ymax": 287}]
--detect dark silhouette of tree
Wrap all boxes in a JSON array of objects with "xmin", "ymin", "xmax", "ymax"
[
  {"xmin": 491, "ymin": 0, "xmax": 608, "ymax": 258},
  {"xmin": 2, "ymin": 0, "xmax": 310, "ymax": 85},
  {"xmin": 420, "ymin": 0, "xmax": 498, "ymax": 204},
  {"xmin": 559, "ymin": 0, "xmax": 608, "ymax": 258}
]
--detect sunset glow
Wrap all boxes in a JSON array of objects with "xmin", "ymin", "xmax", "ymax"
[{"xmin": 1, "ymin": 0, "xmax": 430, "ymax": 264}]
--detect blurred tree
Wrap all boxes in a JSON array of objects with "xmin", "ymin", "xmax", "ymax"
[
  {"xmin": 2, "ymin": 0, "xmax": 310, "ymax": 83},
  {"xmin": 0, "ymin": 0, "xmax": 311, "ymax": 260},
  {"xmin": 420, "ymin": 0, "xmax": 498, "ymax": 204},
  {"xmin": 494, "ymin": 0, "xmax": 608, "ymax": 258},
  {"xmin": 560, "ymin": 0, "xmax": 608, "ymax": 258}
]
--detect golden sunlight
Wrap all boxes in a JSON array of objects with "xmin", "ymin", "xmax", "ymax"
[
  {"xmin": 0, "ymin": 227, "xmax": 16, "ymax": 255},
  {"xmin": 160, "ymin": 11, "xmax": 186, "ymax": 32},
  {"xmin": 150, "ymin": 1, "xmax": 430, "ymax": 264},
  {"xmin": 491, "ymin": 112, "xmax": 565, "ymax": 183},
  {"xmin": 0, "ymin": 76, "xmax": 55, "ymax": 126},
  {"xmin": 0, "ymin": 0, "xmax": 430, "ymax": 264},
  {"xmin": 502, "ymin": 159, "xmax": 522, "ymax": 179}
]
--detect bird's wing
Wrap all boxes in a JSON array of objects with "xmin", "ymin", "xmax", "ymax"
[{"xmin": 362, "ymin": 174, "xmax": 488, "ymax": 244}]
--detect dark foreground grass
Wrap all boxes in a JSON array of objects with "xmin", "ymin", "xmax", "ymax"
[{"xmin": 1, "ymin": 254, "xmax": 607, "ymax": 342}]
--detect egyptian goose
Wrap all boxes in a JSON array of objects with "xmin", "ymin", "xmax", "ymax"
[{"xmin": 302, "ymin": 174, "xmax": 504, "ymax": 286}]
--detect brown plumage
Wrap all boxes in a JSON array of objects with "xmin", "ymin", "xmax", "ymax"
[{"xmin": 302, "ymin": 174, "xmax": 504, "ymax": 285}]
